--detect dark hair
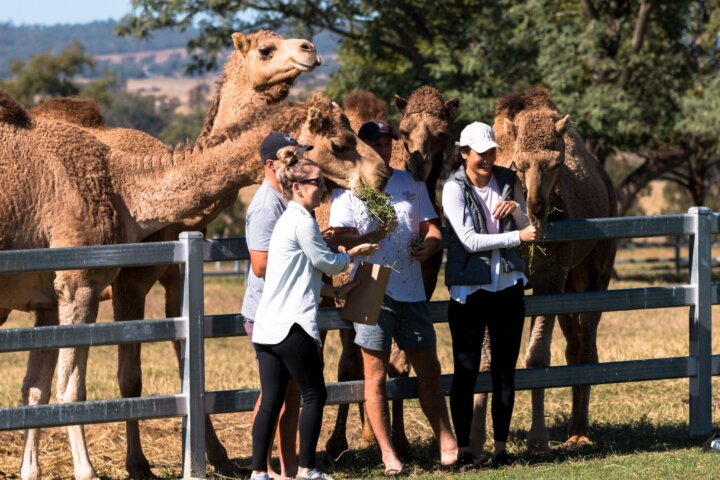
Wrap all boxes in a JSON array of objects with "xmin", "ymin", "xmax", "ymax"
[
  {"xmin": 274, "ymin": 146, "xmax": 320, "ymax": 200},
  {"xmin": 451, "ymin": 145, "xmax": 471, "ymax": 172}
]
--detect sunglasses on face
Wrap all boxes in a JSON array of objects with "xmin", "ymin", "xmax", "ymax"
[{"xmin": 295, "ymin": 177, "xmax": 325, "ymax": 188}]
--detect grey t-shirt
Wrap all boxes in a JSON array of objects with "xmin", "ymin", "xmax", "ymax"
[{"xmin": 241, "ymin": 180, "xmax": 286, "ymax": 320}]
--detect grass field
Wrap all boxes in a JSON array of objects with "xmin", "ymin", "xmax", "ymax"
[{"xmin": 1, "ymin": 253, "xmax": 719, "ymax": 478}]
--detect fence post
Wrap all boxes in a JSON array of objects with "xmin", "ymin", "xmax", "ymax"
[
  {"xmin": 688, "ymin": 207, "xmax": 712, "ymax": 437},
  {"xmin": 180, "ymin": 231, "xmax": 206, "ymax": 479}
]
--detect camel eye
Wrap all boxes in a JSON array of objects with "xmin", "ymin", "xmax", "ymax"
[
  {"xmin": 258, "ymin": 46, "xmax": 274, "ymax": 58},
  {"xmin": 331, "ymin": 141, "xmax": 349, "ymax": 153}
]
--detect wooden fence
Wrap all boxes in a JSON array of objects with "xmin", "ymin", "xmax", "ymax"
[{"xmin": 0, "ymin": 208, "xmax": 718, "ymax": 479}]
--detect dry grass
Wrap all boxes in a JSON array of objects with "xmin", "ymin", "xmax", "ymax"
[{"xmin": 0, "ymin": 268, "xmax": 719, "ymax": 478}]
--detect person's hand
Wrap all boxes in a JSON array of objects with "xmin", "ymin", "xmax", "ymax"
[
  {"xmin": 492, "ymin": 200, "xmax": 518, "ymax": 220},
  {"xmin": 519, "ymin": 224, "xmax": 541, "ymax": 243},
  {"xmin": 347, "ymin": 243, "xmax": 379, "ymax": 258},
  {"xmin": 336, "ymin": 280, "xmax": 361, "ymax": 299},
  {"xmin": 410, "ymin": 237, "xmax": 440, "ymax": 263},
  {"xmin": 321, "ymin": 226, "xmax": 335, "ymax": 242}
]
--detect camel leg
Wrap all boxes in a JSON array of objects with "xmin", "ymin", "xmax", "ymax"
[
  {"xmin": 162, "ymin": 266, "xmax": 241, "ymax": 477},
  {"xmin": 20, "ymin": 309, "xmax": 59, "ymax": 480},
  {"xmin": 388, "ymin": 343, "xmax": 411, "ymax": 460},
  {"xmin": 469, "ymin": 329, "xmax": 491, "ymax": 458},
  {"xmin": 524, "ymin": 313, "xmax": 556, "ymax": 452},
  {"xmin": 559, "ymin": 311, "xmax": 600, "ymax": 447},
  {"xmin": 54, "ymin": 271, "xmax": 106, "ymax": 480},
  {"xmin": 326, "ymin": 329, "xmax": 364, "ymax": 459},
  {"xmin": 112, "ymin": 269, "xmax": 159, "ymax": 480}
]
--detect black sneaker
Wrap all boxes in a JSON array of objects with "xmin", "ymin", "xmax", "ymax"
[
  {"xmin": 490, "ymin": 450, "xmax": 513, "ymax": 468},
  {"xmin": 456, "ymin": 451, "xmax": 477, "ymax": 471}
]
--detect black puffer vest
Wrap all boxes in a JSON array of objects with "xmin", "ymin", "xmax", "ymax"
[{"xmin": 444, "ymin": 165, "xmax": 526, "ymax": 286}]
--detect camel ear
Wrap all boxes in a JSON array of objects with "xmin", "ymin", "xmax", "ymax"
[
  {"xmin": 504, "ymin": 118, "xmax": 517, "ymax": 138},
  {"xmin": 307, "ymin": 106, "xmax": 326, "ymax": 133},
  {"xmin": 445, "ymin": 97, "xmax": 460, "ymax": 120},
  {"xmin": 394, "ymin": 95, "xmax": 408, "ymax": 114},
  {"xmin": 555, "ymin": 114, "xmax": 570, "ymax": 136},
  {"xmin": 232, "ymin": 32, "xmax": 251, "ymax": 55}
]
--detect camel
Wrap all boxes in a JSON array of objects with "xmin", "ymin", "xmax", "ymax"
[
  {"xmin": 29, "ymin": 29, "xmax": 323, "ymax": 477},
  {"xmin": 1, "ymin": 89, "xmax": 388, "ymax": 480},
  {"xmin": 322, "ymin": 87, "xmax": 459, "ymax": 460},
  {"xmin": 468, "ymin": 87, "xmax": 617, "ymax": 455}
]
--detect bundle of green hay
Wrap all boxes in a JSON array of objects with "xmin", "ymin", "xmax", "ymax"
[{"xmin": 354, "ymin": 182, "xmax": 397, "ymax": 228}]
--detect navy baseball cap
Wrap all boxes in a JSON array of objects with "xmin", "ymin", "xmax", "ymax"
[
  {"xmin": 358, "ymin": 120, "xmax": 399, "ymax": 142},
  {"xmin": 259, "ymin": 132, "xmax": 313, "ymax": 163}
]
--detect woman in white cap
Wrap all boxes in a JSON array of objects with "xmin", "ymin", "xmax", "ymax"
[{"xmin": 441, "ymin": 121, "xmax": 539, "ymax": 469}]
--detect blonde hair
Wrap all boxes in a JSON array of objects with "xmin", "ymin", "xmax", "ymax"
[{"xmin": 274, "ymin": 146, "xmax": 319, "ymax": 200}]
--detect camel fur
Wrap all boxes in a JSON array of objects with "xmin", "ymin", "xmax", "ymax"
[{"xmin": 469, "ymin": 87, "xmax": 617, "ymax": 455}]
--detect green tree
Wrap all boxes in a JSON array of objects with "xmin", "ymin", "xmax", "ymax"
[{"xmin": 116, "ymin": 1, "xmax": 720, "ymax": 212}]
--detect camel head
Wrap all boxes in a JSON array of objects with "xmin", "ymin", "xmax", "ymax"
[
  {"xmin": 394, "ymin": 86, "xmax": 459, "ymax": 182},
  {"xmin": 504, "ymin": 111, "xmax": 569, "ymax": 223},
  {"xmin": 298, "ymin": 93, "xmax": 390, "ymax": 192},
  {"xmin": 229, "ymin": 30, "xmax": 321, "ymax": 100},
  {"xmin": 0, "ymin": 90, "xmax": 31, "ymax": 128}
]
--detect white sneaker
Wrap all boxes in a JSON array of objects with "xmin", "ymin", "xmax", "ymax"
[
  {"xmin": 296, "ymin": 469, "xmax": 334, "ymax": 480},
  {"xmin": 250, "ymin": 473, "xmax": 271, "ymax": 480}
]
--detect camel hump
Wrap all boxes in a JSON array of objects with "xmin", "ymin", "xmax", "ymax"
[
  {"xmin": 30, "ymin": 97, "xmax": 106, "ymax": 128},
  {"xmin": 343, "ymin": 91, "xmax": 388, "ymax": 126},
  {"xmin": 0, "ymin": 90, "xmax": 31, "ymax": 127},
  {"xmin": 496, "ymin": 86, "xmax": 558, "ymax": 119}
]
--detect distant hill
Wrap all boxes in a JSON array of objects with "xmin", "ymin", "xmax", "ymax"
[{"xmin": 0, "ymin": 20, "xmax": 339, "ymax": 82}]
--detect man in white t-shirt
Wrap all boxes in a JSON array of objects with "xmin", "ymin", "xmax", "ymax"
[{"xmin": 327, "ymin": 120, "xmax": 458, "ymax": 473}]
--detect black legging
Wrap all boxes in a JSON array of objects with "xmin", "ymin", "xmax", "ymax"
[
  {"xmin": 252, "ymin": 324, "xmax": 327, "ymax": 470},
  {"xmin": 448, "ymin": 282, "xmax": 524, "ymax": 446}
]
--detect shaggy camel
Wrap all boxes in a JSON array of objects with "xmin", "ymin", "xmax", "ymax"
[
  {"xmin": 30, "ymin": 29, "xmax": 323, "ymax": 477},
  {"xmin": 1, "ymin": 89, "xmax": 388, "ymax": 480},
  {"xmin": 322, "ymin": 87, "xmax": 459, "ymax": 460},
  {"xmin": 468, "ymin": 87, "xmax": 617, "ymax": 455}
]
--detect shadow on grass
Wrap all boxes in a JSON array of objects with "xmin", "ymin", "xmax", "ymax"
[{"xmin": 216, "ymin": 417, "xmax": 712, "ymax": 478}]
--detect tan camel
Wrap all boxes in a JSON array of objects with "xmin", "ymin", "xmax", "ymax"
[
  {"xmin": 322, "ymin": 87, "xmax": 459, "ymax": 460},
  {"xmin": 468, "ymin": 87, "xmax": 617, "ymax": 455},
  {"xmin": 29, "ymin": 29, "xmax": 322, "ymax": 477},
  {"xmin": 2, "ymin": 89, "xmax": 388, "ymax": 480}
]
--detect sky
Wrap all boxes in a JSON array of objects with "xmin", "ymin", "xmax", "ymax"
[{"xmin": 1, "ymin": 0, "xmax": 133, "ymax": 25}]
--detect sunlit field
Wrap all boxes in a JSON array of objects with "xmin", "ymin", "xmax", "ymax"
[{"xmin": 1, "ymin": 244, "xmax": 719, "ymax": 478}]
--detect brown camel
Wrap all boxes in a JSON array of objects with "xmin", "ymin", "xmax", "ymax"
[
  {"xmin": 2, "ymin": 89, "xmax": 388, "ymax": 480},
  {"xmin": 468, "ymin": 87, "xmax": 617, "ymax": 455},
  {"xmin": 322, "ymin": 87, "xmax": 459, "ymax": 460},
  {"xmin": 30, "ymin": 29, "xmax": 323, "ymax": 478}
]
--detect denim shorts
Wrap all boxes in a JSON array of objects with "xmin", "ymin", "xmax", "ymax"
[{"xmin": 354, "ymin": 295, "xmax": 436, "ymax": 352}]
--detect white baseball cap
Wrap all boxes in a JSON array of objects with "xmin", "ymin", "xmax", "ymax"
[{"xmin": 455, "ymin": 121, "xmax": 499, "ymax": 153}]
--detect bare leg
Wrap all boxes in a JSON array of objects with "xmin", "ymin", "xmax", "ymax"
[
  {"xmin": 360, "ymin": 348, "xmax": 403, "ymax": 473},
  {"xmin": 404, "ymin": 348, "xmax": 457, "ymax": 466},
  {"xmin": 20, "ymin": 309, "xmax": 59, "ymax": 480},
  {"xmin": 277, "ymin": 381, "xmax": 300, "ymax": 478},
  {"xmin": 388, "ymin": 344, "xmax": 411, "ymax": 460}
]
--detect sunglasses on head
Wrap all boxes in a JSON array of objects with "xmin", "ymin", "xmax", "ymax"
[{"xmin": 295, "ymin": 177, "xmax": 325, "ymax": 188}]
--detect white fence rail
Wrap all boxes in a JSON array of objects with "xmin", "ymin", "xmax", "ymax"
[{"xmin": 0, "ymin": 208, "xmax": 718, "ymax": 478}]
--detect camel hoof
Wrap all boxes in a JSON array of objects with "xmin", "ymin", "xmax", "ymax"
[
  {"xmin": 324, "ymin": 435, "xmax": 349, "ymax": 461},
  {"xmin": 210, "ymin": 459, "xmax": 244, "ymax": 478},
  {"xmin": 565, "ymin": 435, "xmax": 593, "ymax": 448},
  {"xmin": 392, "ymin": 432, "xmax": 413, "ymax": 461},
  {"xmin": 126, "ymin": 459, "xmax": 158, "ymax": 480},
  {"xmin": 526, "ymin": 429, "xmax": 550, "ymax": 453}
]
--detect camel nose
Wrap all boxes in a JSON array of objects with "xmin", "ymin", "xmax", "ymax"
[{"xmin": 300, "ymin": 41, "xmax": 316, "ymax": 53}]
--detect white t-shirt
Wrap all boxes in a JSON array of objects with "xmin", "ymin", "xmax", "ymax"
[
  {"xmin": 329, "ymin": 169, "xmax": 437, "ymax": 302},
  {"xmin": 442, "ymin": 175, "xmax": 529, "ymax": 302}
]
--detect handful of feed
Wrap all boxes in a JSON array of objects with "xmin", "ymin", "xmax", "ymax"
[
  {"xmin": 408, "ymin": 234, "xmax": 425, "ymax": 252},
  {"xmin": 354, "ymin": 182, "xmax": 397, "ymax": 229}
]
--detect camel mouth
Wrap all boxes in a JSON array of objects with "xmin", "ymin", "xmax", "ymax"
[{"xmin": 292, "ymin": 61, "xmax": 320, "ymax": 72}]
